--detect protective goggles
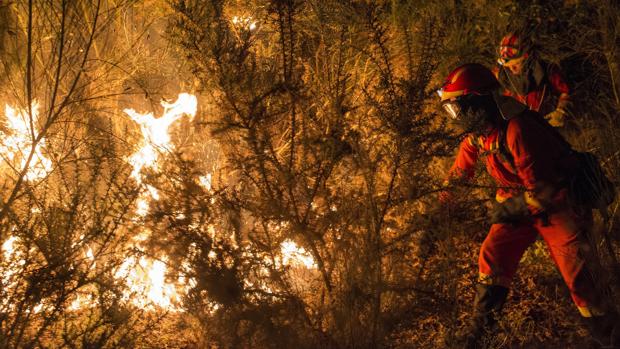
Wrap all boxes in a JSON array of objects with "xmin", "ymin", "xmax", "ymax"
[
  {"xmin": 438, "ymin": 93, "xmax": 487, "ymax": 120},
  {"xmin": 440, "ymin": 99, "xmax": 462, "ymax": 119},
  {"xmin": 497, "ymin": 49, "xmax": 527, "ymax": 66},
  {"xmin": 437, "ymin": 87, "xmax": 466, "ymax": 119}
]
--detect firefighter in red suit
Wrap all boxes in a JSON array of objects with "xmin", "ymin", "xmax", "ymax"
[
  {"xmin": 494, "ymin": 33, "xmax": 570, "ymax": 127},
  {"xmin": 438, "ymin": 63, "xmax": 618, "ymax": 347}
]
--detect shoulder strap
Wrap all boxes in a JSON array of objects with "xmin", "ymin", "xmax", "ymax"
[{"xmin": 498, "ymin": 124, "xmax": 517, "ymax": 172}]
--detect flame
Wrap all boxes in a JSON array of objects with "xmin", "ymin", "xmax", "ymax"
[
  {"xmin": 124, "ymin": 93, "xmax": 197, "ymax": 217},
  {"xmin": 0, "ymin": 95, "xmax": 201, "ymax": 314},
  {"xmin": 113, "ymin": 256, "xmax": 183, "ymax": 310},
  {"xmin": 135, "ymin": 197, "xmax": 151, "ymax": 217},
  {"xmin": 2, "ymin": 235, "xmax": 17, "ymax": 259},
  {"xmin": 199, "ymin": 174, "xmax": 212, "ymax": 191},
  {"xmin": 85, "ymin": 247, "xmax": 94, "ymax": 260},
  {"xmin": 147, "ymin": 259, "xmax": 177, "ymax": 308},
  {"xmin": 124, "ymin": 93, "xmax": 197, "ymax": 184},
  {"xmin": 232, "ymin": 16, "xmax": 257, "ymax": 31},
  {"xmin": 0, "ymin": 102, "xmax": 52, "ymax": 180},
  {"xmin": 280, "ymin": 240, "xmax": 316, "ymax": 269},
  {"xmin": 1, "ymin": 235, "xmax": 25, "ymax": 310},
  {"xmin": 117, "ymin": 93, "xmax": 198, "ymax": 309}
]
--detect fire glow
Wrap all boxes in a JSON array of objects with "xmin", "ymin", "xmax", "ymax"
[
  {"xmin": 124, "ymin": 93, "xmax": 197, "ymax": 183},
  {"xmin": 114, "ymin": 256, "xmax": 181, "ymax": 309},
  {"xmin": 231, "ymin": 15, "xmax": 257, "ymax": 31},
  {"xmin": 119, "ymin": 93, "xmax": 199, "ymax": 309},
  {"xmin": 0, "ymin": 95, "xmax": 317, "ymax": 314},
  {"xmin": 0, "ymin": 102, "xmax": 52, "ymax": 181},
  {"xmin": 280, "ymin": 240, "xmax": 316, "ymax": 269},
  {"xmin": 125, "ymin": 93, "xmax": 197, "ymax": 216}
]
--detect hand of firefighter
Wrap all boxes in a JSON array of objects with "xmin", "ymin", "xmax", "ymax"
[
  {"xmin": 489, "ymin": 195, "xmax": 530, "ymax": 225},
  {"xmin": 544, "ymin": 108, "xmax": 566, "ymax": 127}
]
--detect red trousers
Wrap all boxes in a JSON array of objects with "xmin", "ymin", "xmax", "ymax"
[{"xmin": 478, "ymin": 208, "xmax": 604, "ymax": 317}]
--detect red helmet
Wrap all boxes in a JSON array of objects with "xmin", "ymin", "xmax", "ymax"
[
  {"xmin": 438, "ymin": 63, "xmax": 500, "ymax": 121},
  {"xmin": 497, "ymin": 33, "xmax": 529, "ymax": 66},
  {"xmin": 438, "ymin": 63, "xmax": 500, "ymax": 102}
]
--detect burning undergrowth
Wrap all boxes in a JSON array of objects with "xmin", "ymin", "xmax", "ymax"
[{"xmin": 0, "ymin": 92, "xmax": 320, "ymax": 347}]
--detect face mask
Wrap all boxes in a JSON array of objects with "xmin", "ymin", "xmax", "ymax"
[
  {"xmin": 441, "ymin": 94, "xmax": 492, "ymax": 133},
  {"xmin": 451, "ymin": 105, "xmax": 489, "ymax": 133}
]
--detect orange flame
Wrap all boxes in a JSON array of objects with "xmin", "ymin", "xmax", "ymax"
[
  {"xmin": 1, "ymin": 102, "xmax": 52, "ymax": 181},
  {"xmin": 124, "ymin": 93, "xmax": 198, "ymax": 184},
  {"xmin": 231, "ymin": 15, "xmax": 257, "ymax": 31},
  {"xmin": 118, "ymin": 93, "xmax": 198, "ymax": 309},
  {"xmin": 280, "ymin": 240, "xmax": 316, "ymax": 269}
]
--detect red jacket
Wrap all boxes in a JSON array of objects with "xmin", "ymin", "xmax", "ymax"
[
  {"xmin": 494, "ymin": 62, "xmax": 570, "ymax": 115},
  {"xmin": 447, "ymin": 111, "xmax": 576, "ymax": 205}
]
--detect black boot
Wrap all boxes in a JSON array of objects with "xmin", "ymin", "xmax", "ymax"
[
  {"xmin": 585, "ymin": 311, "xmax": 620, "ymax": 348},
  {"xmin": 454, "ymin": 284, "xmax": 509, "ymax": 349}
]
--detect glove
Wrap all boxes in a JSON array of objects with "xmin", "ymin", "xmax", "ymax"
[
  {"xmin": 544, "ymin": 108, "xmax": 566, "ymax": 127},
  {"xmin": 490, "ymin": 195, "xmax": 530, "ymax": 225}
]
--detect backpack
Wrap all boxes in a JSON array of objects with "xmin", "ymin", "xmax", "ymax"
[
  {"xmin": 498, "ymin": 115, "xmax": 616, "ymax": 210},
  {"xmin": 568, "ymin": 151, "xmax": 616, "ymax": 209}
]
